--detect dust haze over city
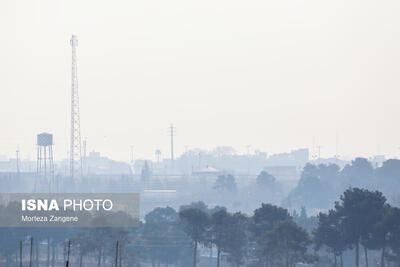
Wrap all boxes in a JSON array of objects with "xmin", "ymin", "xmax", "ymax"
[{"xmin": 1, "ymin": 1, "xmax": 400, "ymax": 267}]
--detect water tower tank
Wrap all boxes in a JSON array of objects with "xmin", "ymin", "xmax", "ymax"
[{"xmin": 37, "ymin": 133, "xmax": 53, "ymax": 146}]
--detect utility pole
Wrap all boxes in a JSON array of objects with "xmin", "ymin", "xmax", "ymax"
[
  {"xmin": 198, "ymin": 152, "xmax": 201, "ymax": 170},
  {"xmin": 115, "ymin": 240, "xmax": 119, "ymax": 267},
  {"xmin": 130, "ymin": 146, "xmax": 134, "ymax": 165},
  {"xmin": 16, "ymin": 146, "xmax": 20, "ymax": 175},
  {"xmin": 168, "ymin": 124, "xmax": 176, "ymax": 172},
  {"xmin": 129, "ymin": 146, "xmax": 134, "ymax": 174},
  {"xmin": 312, "ymin": 136, "xmax": 317, "ymax": 160},
  {"xmin": 20, "ymin": 240, "xmax": 22, "ymax": 267},
  {"xmin": 66, "ymin": 240, "xmax": 71, "ymax": 267},
  {"xmin": 70, "ymin": 35, "xmax": 83, "ymax": 179},
  {"xmin": 29, "ymin": 237, "xmax": 33, "ymax": 267},
  {"xmin": 317, "ymin": 145, "xmax": 322, "ymax": 159},
  {"xmin": 119, "ymin": 241, "xmax": 123, "ymax": 267},
  {"xmin": 169, "ymin": 124, "xmax": 176, "ymax": 161},
  {"xmin": 335, "ymin": 134, "xmax": 339, "ymax": 164},
  {"xmin": 155, "ymin": 149, "xmax": 161, "ymax": 164}
]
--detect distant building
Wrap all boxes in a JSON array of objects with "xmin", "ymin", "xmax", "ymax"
[
  {"xmin": 192, "ymin": 166, "xmax": 222, "ymax": 176},
  {"xmin": 266, "ymin": 148, "xmax": 309, "ymax": 168},
  {"xmin": 161, "ymin": 148, "xmax": 310, "ymax": 175},
  {"xmin": 0, "ymin": 158, "xmax": 35, "ymax": 173},
  {"xmin": 263, "ymin": 165, "xmax": 299, "ymax": 181},
  {"xmin": 84, "ymin": 151, "xmax": 131, "ymax": 174}
]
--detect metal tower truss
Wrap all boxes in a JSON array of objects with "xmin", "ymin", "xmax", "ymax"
[{"xmin": 70, "ymin": 35, "xmax": 83, "ymax": 179}]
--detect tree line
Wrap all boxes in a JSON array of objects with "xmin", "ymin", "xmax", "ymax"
[
  {"xmin": 314, "ymin": 188, "xmax": 400, "ymax": 267},
  {"xmin": 285, "ymin": 158, "xmax": 400, "ymax": 209},
  {"xmin": 1, "ymin": 187, "xmax": 400, "ymax": 267}
]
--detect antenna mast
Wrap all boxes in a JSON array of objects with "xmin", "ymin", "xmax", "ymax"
[{"xmin": 70, "ymin": 35, "xmax": 82, "ymax": 179}]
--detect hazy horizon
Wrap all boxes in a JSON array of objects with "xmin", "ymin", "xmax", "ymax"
[{"xmin": 1, "ymin": 0, "xmax": 400, "ymax": 161}]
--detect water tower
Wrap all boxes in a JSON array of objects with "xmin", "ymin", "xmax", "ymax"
[{"xmin": 36, "ymin": 133, "xmax": 54, "ymax": 192}]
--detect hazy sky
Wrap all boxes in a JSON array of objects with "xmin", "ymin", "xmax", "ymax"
[{"xmin": 1, "ymin": 0, "xmax": 400, "ymax": 161}]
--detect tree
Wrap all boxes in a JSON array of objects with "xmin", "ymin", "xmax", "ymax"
[
  {"xmin": 373, "ymin": 205, "xmax": 400, "ymax": 267},
  {"xmin": 255, "ymin": 171, "xmax": 282, "ymax": 202},
  {"xmin": 251, "ymin": 204, "xmax": 291, "ymax": 265},
  {"xmin": 381, "ymin": 207, "xmax": 400, "ymax": 266},
  {"xmin": 256, "ymin": 171, "xmax": 276, "ymax": 188},
  {"xmin": 210, "ymin": 209, "xmax": 230, "ymax": 267},
  {"xmin": 284, "ymin": 164, "xmax": 336, "ymax": 209},
  {"xmin": 318, "ymin": 164, "xmax": 340, "ymax": 183},
  {"xmin": 252, "ymin": 203, "xmax": 291, "ymax": 234},
  {"xmin": 213, "ymin": 174, "xmax": 237, "ymax": 193},
  {"xmin": 318, "ymin": 164, "xmax": 341, "ymax": 192},
  {"xmin": 145, "ymin": 206, "xmax": 178, "ymax": 223},
  {"xmin": 141, "ymin": 207, "xmax": 189, "ymax": 266},
  {"xmin": 375, "ymin": 159, "xmax": 400, "ymax": 197},
  {"xmin": 224, "ymin": 212, "xmax": 249, "ymax": 267},
  {"xmin": 261, "ymin": 220, "xmax": 316, "ymax": 267},
  {"xmin": 340, "ymin": 158, "xmax": 374, "ymax": 189},
  {"xmin": 314, "ymin": 209, "xmax": 346, "ymax": 267},
  {"xmin": 334, "ymin": 188, "xmax": 386, "ymax": 267},
  {"xmin": 73, "ymin": 231, "xmax": 96, "ymax": 267},
  {"xmin": 293, "ymin": 207, "xmax": 318, "ymax": 234},
  {"xmin": 180, "ymin": 201, "xmax": 209, "ymax": 213},
  {"xmin": 179, "ymin": 208, "xmax": 210, "ymax": 267}
]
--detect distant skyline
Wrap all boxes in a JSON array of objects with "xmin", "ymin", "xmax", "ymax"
[{"xmin": 1, "ymin": 0, "xmax": 400, "ymax": 161}]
